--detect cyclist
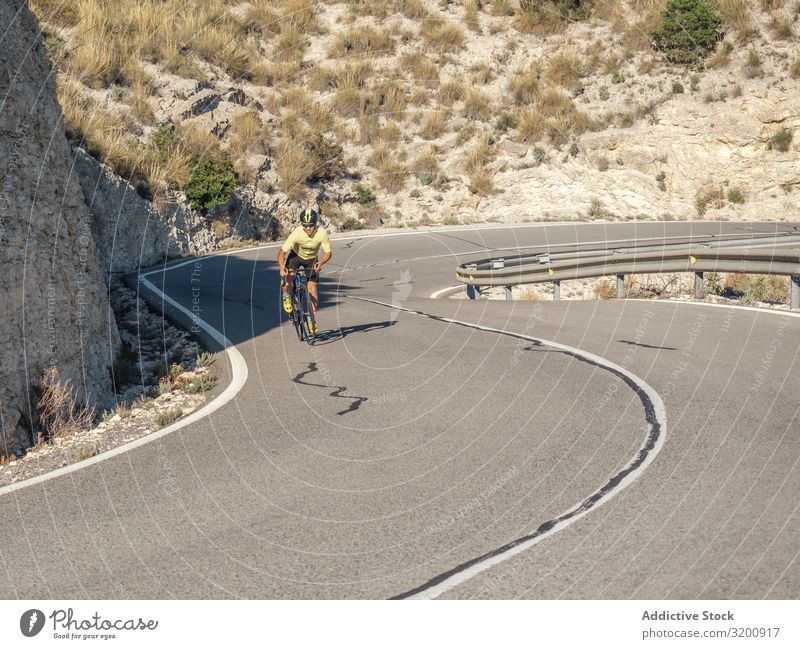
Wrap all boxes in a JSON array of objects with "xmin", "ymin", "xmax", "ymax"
[{"xmin": 278, "ymin": 208, "xmax": 332, "ymax": 333}]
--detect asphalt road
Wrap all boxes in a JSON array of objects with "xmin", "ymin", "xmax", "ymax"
[{"xmin": 2, "ymin": 221, "xmax": 799, "ymax": 599}]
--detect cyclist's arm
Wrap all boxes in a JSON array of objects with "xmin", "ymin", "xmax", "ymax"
[
  {"xmin": 317, "ymin": 250, "xmax": 332, "ymax": 268},
  {"xmin": 277, "ymin": 248, "xmax": 287, "ymax": 274}
]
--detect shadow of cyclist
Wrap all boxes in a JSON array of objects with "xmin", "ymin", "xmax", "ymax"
[{"xmin": 311, "ymin": 320, "xmax": 398, "ymax": 345}]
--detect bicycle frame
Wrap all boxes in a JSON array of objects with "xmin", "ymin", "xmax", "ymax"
[{"xmin": 288, "ymin": 269, "xmax": 316, "ymax": 345}]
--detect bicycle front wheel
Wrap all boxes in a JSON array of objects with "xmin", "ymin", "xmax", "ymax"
[
  {"xmin": 296, "ymin": 284, "xmax": 316, "ymax": 345},
  {"xmin": 291, "ymin": 289, "xmax": 304, "ymax": 342}
]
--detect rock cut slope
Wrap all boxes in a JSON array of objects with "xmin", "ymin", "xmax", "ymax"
[{"xmin": 0, "ymin": 0, "xmax": 119, "ymax": 451}]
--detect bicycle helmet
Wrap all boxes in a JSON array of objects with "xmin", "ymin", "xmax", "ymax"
[{"xmin": 299, "ymin": 208, "xmax": 319, "ymax": 227}]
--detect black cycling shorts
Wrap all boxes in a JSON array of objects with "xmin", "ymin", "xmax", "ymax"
[{"xmin": 285, "ymin": 250, "xmax": 319, "ymax": 281}]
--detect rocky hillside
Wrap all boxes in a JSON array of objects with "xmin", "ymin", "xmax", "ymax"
[
  {"xmin": 0, "ymin": 0, "xmax": 120, "ymax": 452},
  {"xmin": 29, "ymin": 0, "xmax": 799, "ymax": 243}
]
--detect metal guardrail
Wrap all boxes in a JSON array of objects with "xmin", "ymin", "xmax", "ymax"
[{"xmin": 456, "ymin": 233, "xmax": 800, "ymax": 309}]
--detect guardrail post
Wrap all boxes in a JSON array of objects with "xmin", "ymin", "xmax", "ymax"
[
  {"xmin": 616, "ymin": 274, "xmax": 625, "ymax": 299},
  {"xmin": 694, "ymin": 272, "xmax": 705, "ymax": 298},
  {"xmin": 505, "ymin": 286, "xmax": 513, "ymax": 300},
  {"xmin": 466, "ymin": 284, "xmax": 478, "ymax": 300},
  {"xmin": 792, "ymin": 275, "xmax": 800, "ymax": 310},
  {"xmin": 553, "ymin": 280, "xmax": 560, "ymax": 300}
]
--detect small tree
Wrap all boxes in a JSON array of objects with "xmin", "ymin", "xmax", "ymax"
[
  {"xmin": 651, "ymin": 0, "xmax": 724, "ymax": 65},
  {"xmin": 186, "ymin": 156, "xmax": 237, "ymax": 213}
]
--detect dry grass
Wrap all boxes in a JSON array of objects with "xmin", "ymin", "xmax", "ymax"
[
  {"xmin": 715, "ymin": 0, "xmax": 759, "ymax": 42},
  {"xmin": 546, "ymin": 50, "xmax": 583, "ymax": 88},
  {"xmin": 463, "ymin": 0, "xmax": 481, "ymax": 30},
  {"xmin": 310, "ymin": 61, "xmax": 373, "ymax": 92},
  {"xmin": 492, "ymin": 0, "xmax": 514, "ymax": 16},
  {"xmin": 281, "ymin": 86, "xmax": 313, "ymax": 113},
  {"xmin": 769, "ymin": 14, "xmax": 794, "ymax": 39},
  {"xmin": 468, "ymin": 164, "xmax": 494, "ymax": 195},
  {"xmin": 593, "ymin": 278, "xmax": 617, "ymax": 300},
  {"xmin": 358, "ymin": 114, "xmax": 381, "ymax": 145},
  {"xmin": 411, "ymin": 147, "xmax": 440, "ymax": 185},
  {"xmin": 791, "ymin": 56, "xmax": 800, "ymax": 79},
  {"xmin": 462, "ymin": 87, "xmax": 492, "ymax": 120},
  {"xmin": 420, "ymin": 109, "xmax": 451, "ymax": 139},
  {"xmin": 514, "ymin": 3, "xmax": 569, "ymax": 35},
  {"xmin": 57, "ymin": 75, "xmax": 139, "ymax": 174},
  {"xmin": 275, "ymin": 138, "xmax": 314, "ymax": 199},
  {"xmin": 401, "ymin": 52, "xmax": 439, "ymax": 87},
  {"xmin": 280, "ymin": 0, "xmax": 321, "ymax": 34},
  {"xmin": 515, "ymin": 105, "xmax": 546, "ymax": 142},
  {"xmin": 399, "ymin": 0, "xmax": 428, "ymax": 19},
  {"xmin": 420, "ymin": 17, "xmax": 466, "ymax": 52},
  {"xmin": 370, "ymin": 144, "xmax": 407, "ymax": 192},
  {"xmin": 271, "ymin": 26, "xmax": 307, "ymax": 62},
  {"xmin": 464, "ymin": 134, "xmax": 494, "ymax": 175},
  {"xmin": 464, "ymin": 132, "xmax": 496, "ymax": 193},
  {"xmin": 333, "ymin": 87, "xmax": 369, "ymax": 118},
  {"xmin": 30, "ymin": 0, "xmax": 81, "ymax": 26},
  {"xmin": 437, "ymin": 80, "xmax": 466, "ymax": 106},
  {"xmin": 251, "ymin": 60, "xmax": 302, "ymax": 86},
  {"xmin": 247, "ymin": 0, "xmax": 282, "ymax": 35},
  {"xmin": 375, "ymin": 80, "xmax": 408, "ymax": 116},
  {"xmin": 176, "ymin": 122, "xmax": 222, "ymax": 159},
  {"xmin": 32, "ymin": 368, "xmax": 94, "ymax": 442},
  {"xmin": 229, "ymin": 112, "xmax": 267, "ymax": 158},
  {"xmin": 508, "ymin": 63, "xmax": 543, "ymax": 106},
  {"xmin": 545, "ymin": 112, "xmax": 571, "ymax": 145},
  {"xmin": 724, "ymin": 273, "xmax": 789, "ymax": 303},
  {"xmin": 329, "ymin": 26, "xmax": 396, "ymax": 58}
]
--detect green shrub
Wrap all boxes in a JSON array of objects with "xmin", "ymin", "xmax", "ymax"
[
  {"xmin": 532, "ymin": 146, "xmax": 546, "ymax": 163},
  {"xmin": 569, "ymin": 142, "xmax": 579, "ymax": 157},
  {"xmin": 156, "ymin": 408, "xmax": 183, "ymax": 428},
  {"xmin": 519, "ymin": 0, "xmax": 590, "ymax": 20},
  {"xmin": 150, "ymin": 124, "xmax": 177, "ymax": 157},
  {"xmin": 705, "ymin": 272, "xmax": 723, "ymax": 295},
  {"xmin": 495, "ymin": 113, "xmax": 517, "ymax": 133},
  {"xmin": 651, "ymin": 0, "xmax": 724, "ymax": 65},
  {"xmin": 672, "ymin": 80, "xmax": 684, "ymax": 93},
  {"xmin": 339, "ymin": 217, "xmax": 362, "ymax": 230},
  {"xmin": 186, "ymin": 157, "xmax": 237, "ymax": 213},
  {"xmin": 356, "ymin": 184, "xmax": 376, "ymax": 204},
  {"xmin": 727, "ymin": 187, "xmax": 745, "ymax": 204},
  {"xmin": 768, "ymin": 127, "xmax": 793, "ymax": 152},
  {"xmin": 598, "ymin": 85, "xmax": 609, "ymax": 100}
]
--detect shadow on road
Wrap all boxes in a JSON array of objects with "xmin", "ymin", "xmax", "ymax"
[
  {"xmin": 312, "ymin": 320, "xmax": 398, "ymax": 346},
  {"xmin": 137, "ymin": 254, "xmax": 361, "ymax": 351}
]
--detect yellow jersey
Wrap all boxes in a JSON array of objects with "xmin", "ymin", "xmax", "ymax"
[{"xmin": 281, "ymin": 226, "xmax": 332, "ymax": 261}]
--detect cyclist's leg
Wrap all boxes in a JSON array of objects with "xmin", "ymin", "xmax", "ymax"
[
  {"xmin": 308, "ymin": 279, "xmax": 318, "ymax": 312},
  {"xmin": 282, "ymin": 252, "xmax": 300, "ymax": 313}
]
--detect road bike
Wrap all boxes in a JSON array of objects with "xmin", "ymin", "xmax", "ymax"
[{"xmin": 285, "ymin": 269, "xmax": 317, "ymax": 346}]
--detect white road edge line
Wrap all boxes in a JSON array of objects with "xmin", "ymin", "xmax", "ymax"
[
  {"xmin": 429, "ymin": 285, "xmax": 464, "ymax": 299},
  {"xmin": 0, "ymin": 275, "xmax": 248, "ymax": 497},
  {"xmin": 350, "ymin": 295, "xmax": 667, "ymax": 600}
]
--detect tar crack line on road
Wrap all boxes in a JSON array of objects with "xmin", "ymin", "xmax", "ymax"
[{"xmin": 346, "ymin": 295, "xmax": 667, "ymax": 600}]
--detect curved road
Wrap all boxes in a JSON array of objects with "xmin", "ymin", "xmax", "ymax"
[{"xmin": 1, "ymin": 221, "xmax": 799, "ymax": 599}]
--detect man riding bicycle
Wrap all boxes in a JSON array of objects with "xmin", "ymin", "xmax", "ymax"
[{"xmin": 278, "ymin": 208, "xmax": 332, "ymax": 333}]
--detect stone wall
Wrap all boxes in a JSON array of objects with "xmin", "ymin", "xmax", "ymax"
[{"xmin": 0, "ymin": 0, "xmax": 120, "ymax": 451}]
